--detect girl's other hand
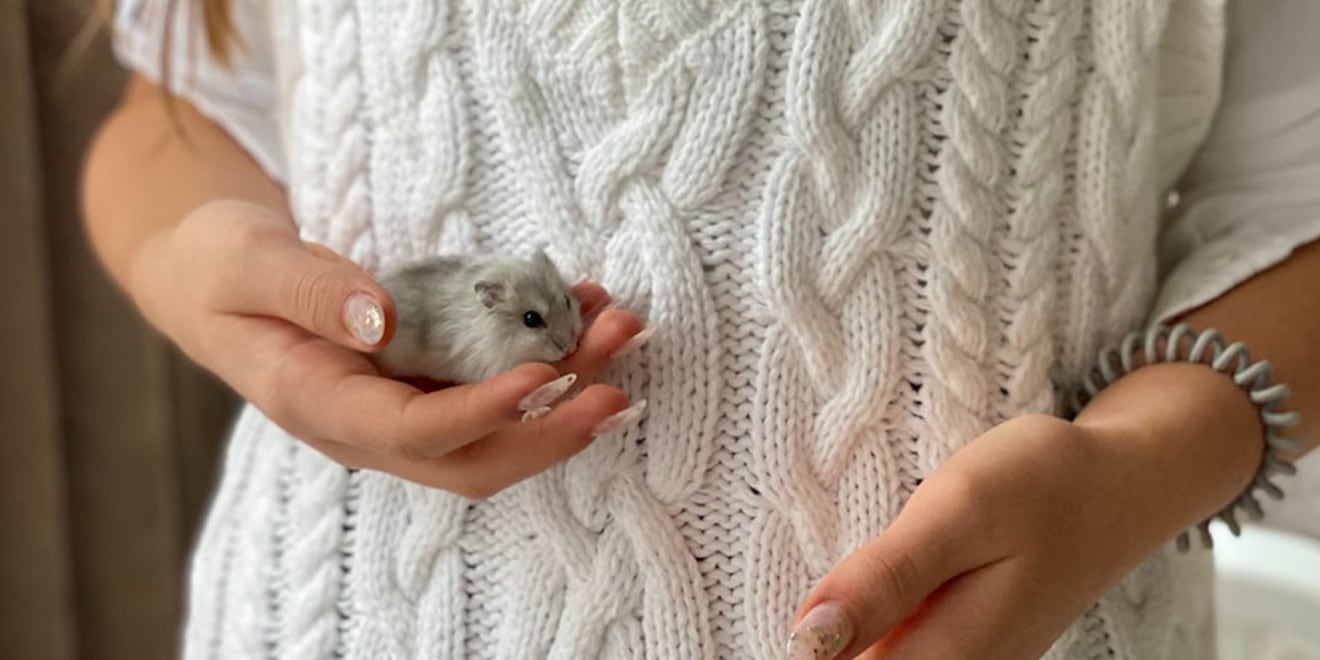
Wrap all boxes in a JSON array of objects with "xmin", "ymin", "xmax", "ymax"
[
  {"xmin": 134, "ymin": 199, "xmax": 646, "ymax": 498},
  {"xmin": 786, "ymin": 376, "xmax": 1259, "ymax": 660}
]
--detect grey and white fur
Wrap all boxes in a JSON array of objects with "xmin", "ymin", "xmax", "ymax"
[{"xmin": 376, "ymin": 250, "xmax": 583, "ymax": 384}]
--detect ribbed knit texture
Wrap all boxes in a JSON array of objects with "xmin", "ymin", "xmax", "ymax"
[{"xmin": 185, "ymin": 1, "xmax": 1226, "ymax": 657}]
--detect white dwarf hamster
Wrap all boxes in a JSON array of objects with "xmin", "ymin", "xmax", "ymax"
[{"xmin": 376, "ymin": 250, "xmax": 583, "ymax": 384}]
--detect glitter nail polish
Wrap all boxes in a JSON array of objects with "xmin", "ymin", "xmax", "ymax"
[
  {"xmin": 344, "ymin": 292, "xmax": 385, "ymax": 346},
  {"xmin": 786, "ymin": 601, "xmax": 852, "ymax": 660}
]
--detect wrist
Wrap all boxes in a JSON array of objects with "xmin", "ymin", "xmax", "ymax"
[{"xmin": 1074, "ymin": 362, "xmax": 1262, "ymax": 542}]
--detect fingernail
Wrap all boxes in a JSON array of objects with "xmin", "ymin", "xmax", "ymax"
[
  {"xmin": 591, "ymin": 399, "xmax": 647, "ymax": 437},
  {"xmin": 574, "ymin": 273, "xmax": 597, "ymax": 286},
  {"xmin": 518, "ymin": 373, "xmax": 577, "ymax": 412},
  {"xmin": 611, "ymin": 325, "xmax": 655, "ymax": 359},
  {"xmin": 344, "ymin": 292, "xmax": 385, "ymax": 346},
  {"xmin": 786, "ymin": 601, "xmax": 853, "ymax": 660},
  {"xmin": 521, "ymin": 406, "xmax": 552, "ymax": 422}
]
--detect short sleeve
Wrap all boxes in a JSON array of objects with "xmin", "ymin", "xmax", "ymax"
[
  {"xmin": 1150, "ymin": 0, "xmax": 1320, "ymax": 323},
  {"xmin": 1151, "ymin": 0, "xmax": 1320, "ymax": 536},
  {"xmin": 111, "ymin": 0, "xmax": 285, "ymax": 181}
]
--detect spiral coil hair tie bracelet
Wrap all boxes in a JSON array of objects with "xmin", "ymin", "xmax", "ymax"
[{"xmin": 1070, "ymin": 323, "xmax": 1301, "ymax": 551}]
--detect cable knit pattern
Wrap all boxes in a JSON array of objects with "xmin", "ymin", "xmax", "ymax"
[
  {"xmin": 277, "ymin": 2, "xmax": 366, "ymax": 659},
  {"xmin": 179, "ymin": 1, "xmax": 1230, "ymax": 658},
  {"xmin": 993, "ymin": 0, "xmax": 1074, "ymax": 421}
]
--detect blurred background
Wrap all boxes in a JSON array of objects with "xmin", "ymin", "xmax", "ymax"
[
  {"xmin": 1, "ymin": 2, "xmax": 1318, "ymax": 660},
  {"xmin": 1, "ymin": 1, "xmax": 238, "ymax": 659}
]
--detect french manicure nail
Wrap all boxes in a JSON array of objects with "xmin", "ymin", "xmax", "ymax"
[
  {"xmin": 521, "ymin": 406, "xmax": 552, "ymax": 422},
  {"xmin": 611, "ymin": 326, "xmax": 655, "ymax": 359},
  {"xmin": 786, "ymin": 601, "xmax": 853, "ymax": 660},
  {"xmin": 518, "ymin": 373, "xmax": 577, "ymax": 412},
  {"xmin": 591, "ymin": 399, "xmax": 648, "ymax": 437},
  {"xmin": 344, "ymin": 292, "xmax": 385, "ymax": 346}
]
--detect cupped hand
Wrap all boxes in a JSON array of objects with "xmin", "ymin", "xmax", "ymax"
[
  {"xmin": 786, "ymin": 414, "xmax": 1190, "ymax": 660},
  {"xmin": 133, "ymin": 198, "xmax": 647, "ymax": 499}
]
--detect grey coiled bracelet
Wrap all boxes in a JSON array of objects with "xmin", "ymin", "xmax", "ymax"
[{"xmin": 1069, "ymin": 323, "xmax": 1301, "ymax": 551}]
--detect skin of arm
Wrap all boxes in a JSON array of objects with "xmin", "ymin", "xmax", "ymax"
[
  {"xmin": 82, "ymin": 74, "xmax": 289, "ymax": 320},
  {"xmin": 1074, "ymin": 237, "xmax": 1320, "ymax": 545}
]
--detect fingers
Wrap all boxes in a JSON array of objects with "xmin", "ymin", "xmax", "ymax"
[
  {"xmin": 198, "ymin": 234, "xmax": 652, "ymax": 497},
  {"xmin": 788, "ymin": 480, "xmax": 990, "ymax": 660},
  {"xmin": 304, "ymin": 384, "xmax": 638, "ymax": 499},
  {"xmin": 558, "ymin": 307, "xmax": 648, "ymax": 381},
  {"xmin": 571, "ymin": 281, "xmax": 611, "ymax": 318},
  {"xmin": 275, "ymin": 307, "xmax": 648, "ymax": 498},
  {"xmin": 218, "ymin": 314, "xmax": 568, "ymax": 457},
  {"xmin": 211, "ymin": 227, "xmax": 396, "ymax": 352},
  {"xmin": 314, "ymin": 362, "xmax": 568, "ymax": 459},
  {"xmin": 859, "ymin": 559, "xmax": 1051, "ymax": 660},
  {"xmin": 787, "ymin": 534, "xmax": 949, "ymax": 660},
  {"xmin": 433, "ymin": 384, "xmax": 635, "ymax": 495},
  {"xmin": 222, "ymin": 278, "xmax": 649, "ymax": 455}
]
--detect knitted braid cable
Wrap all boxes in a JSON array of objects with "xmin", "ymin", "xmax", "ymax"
[{"xmin": 1068, "ymin": 323, "xmax": 1301, "ymax": 552}]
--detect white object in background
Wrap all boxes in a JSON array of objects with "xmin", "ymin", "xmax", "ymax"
[{"xmin": 1212, "ymin": 522, "xmax": 1320, "ymax": 660}]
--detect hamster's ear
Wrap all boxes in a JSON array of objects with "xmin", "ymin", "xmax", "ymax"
[
  {"xmin": 474, "ymin": 280, "xmax": 506, "ymax": 308},
  {"xmin": 532, "ymin": 248, "xmax": 556, "ymax": 274}
]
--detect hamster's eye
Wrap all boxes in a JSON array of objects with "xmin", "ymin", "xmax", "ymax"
[
  {"xmin": 564, "ymin": 295, "xmax": 572, "ymax": 309},
  {"xmin": 523, "ymin": 311, "xmax": 545, "ymax": 328}
]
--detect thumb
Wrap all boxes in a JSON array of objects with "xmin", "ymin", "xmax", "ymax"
[
  {"xmin": 245, "ymin": 239, "xmax": 396, "ymax": 351},
  {"xmin": 786, "ymin": 517, "xmax": 971, "ymax": 660}
]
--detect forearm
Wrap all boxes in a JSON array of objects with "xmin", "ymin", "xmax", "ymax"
[
  {"xmin": 1178, "ymin": 238, "xmax": 1320, "ymax": 452},
  {"xmin": 81, "ymin": 74, "xmax": 288, "ymax": 307},
  {"xmin": 1075, "ymin": 239, "xmax": 1320, "ymax": 544}
]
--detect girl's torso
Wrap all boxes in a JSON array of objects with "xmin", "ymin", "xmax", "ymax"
[{"xmin": 187, "ymin": 1, "xmax": 1223, "ymax": 658}]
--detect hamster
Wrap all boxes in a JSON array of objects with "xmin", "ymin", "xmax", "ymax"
[{"xmin": 376, "ymin": 250, "xmax": 583, "ymax": 384}]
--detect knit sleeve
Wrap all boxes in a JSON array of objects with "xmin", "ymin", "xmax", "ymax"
[
  {"xmin": 110, "ymin": 0, "xmax": 284, "ymax": 181},
  {"xmin": 1149, "ymin": 0, "xmax": 1320, "ymax": 323}
]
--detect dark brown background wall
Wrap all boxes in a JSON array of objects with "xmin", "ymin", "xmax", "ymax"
[{"xmin": 0, "ymin": 1, "xmax": 238, "ymax": 658}]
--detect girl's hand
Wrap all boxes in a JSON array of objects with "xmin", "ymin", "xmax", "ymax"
[
  {"xmin": 786, "ymin": 396, "xmax": 1255, "ymax": 660},
  {"xmin": 132, "ymin": 198, "xmax": 645, "ymax": 499}
]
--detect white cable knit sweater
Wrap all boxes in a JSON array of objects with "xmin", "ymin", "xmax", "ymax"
[{"xmin": 113, "ymin": 0, "xmax": 1320, "ymax": 658}]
